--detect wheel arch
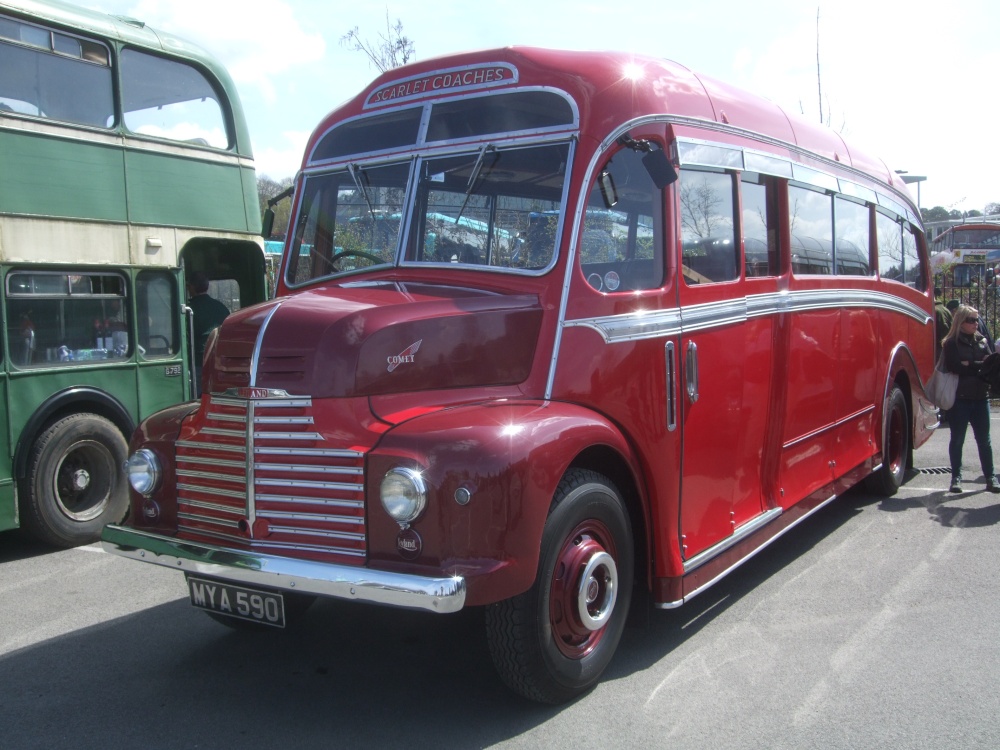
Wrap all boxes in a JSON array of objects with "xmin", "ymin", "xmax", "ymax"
[
  {"xmin": 568, "ymin": 444, "xmax": 651, "ymax": 590},
  {"xmin": 366, "ymin": 399, "xmax": 652, "ymax": 604},
  {"xmin": 14, "ymin": 387, "xmax": 135, "ymax": 480},
  {"xmin": 882, "ymin": 341, "xmax": 932, "ymax": 463}
]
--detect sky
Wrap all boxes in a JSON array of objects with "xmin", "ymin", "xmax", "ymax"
[{"xmin": 86, "ymin": 0, "xmax": 999, "ymax": 214}]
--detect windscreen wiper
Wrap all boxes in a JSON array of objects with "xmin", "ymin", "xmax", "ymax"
[
  {"xmin": 455, "ymin": 143, "xmax": 495, "ymax": 224},
  {"xmin": 347, "ymin": 163, "xmax": 377, "ymax": 220}
]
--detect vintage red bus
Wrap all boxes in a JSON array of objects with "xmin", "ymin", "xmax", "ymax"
[{"xmin": 104, "ymin": 47, "xmax": 936, "ymax": 703}]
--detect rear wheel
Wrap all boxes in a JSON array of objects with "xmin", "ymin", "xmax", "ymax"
[
  {"xmin": 866, "ymin": 384, "xmax": 909, "ymax": 496},
  {"xmin": 485, "ymin": 468, "xmax": 634, "ymax": 704},
  {"xmin": 19, "ymin": 413, "xmax": 129, "ymax": 547}
]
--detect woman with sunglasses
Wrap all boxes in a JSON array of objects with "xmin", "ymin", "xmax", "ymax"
[{"xmin": 942, "ymin": 304, "xmax": 999, "ymax": 493}]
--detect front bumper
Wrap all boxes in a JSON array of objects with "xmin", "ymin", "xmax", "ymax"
[{"xmin": 101, "ymin": 525, "xmax": 467, "ymax": 614}]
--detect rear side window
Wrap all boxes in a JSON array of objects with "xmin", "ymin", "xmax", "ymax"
[{"xmin": 6, "ymin": 271, "xmax": 129, "ymax": 366}]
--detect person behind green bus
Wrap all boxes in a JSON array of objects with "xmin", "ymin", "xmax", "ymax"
[{"xmin": 187, "ymin": 271, "xmax": 229, "ymax": 396}]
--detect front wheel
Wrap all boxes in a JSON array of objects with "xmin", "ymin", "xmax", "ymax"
[
  {"xmin": 19, "ymin": 413, "xmax": 129, "ymax": 548},
  {"xmin": 485, "ymin": 468, "xmax": 634, "ymax": 704},
  {"xmin": 866, "ymin": 384, "xmax": 910, "ymax": 496}
]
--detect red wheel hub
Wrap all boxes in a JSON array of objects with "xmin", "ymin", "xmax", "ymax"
[{"xmin": 549, "ymin": 519, "xmax": 619, "ymax": 659}]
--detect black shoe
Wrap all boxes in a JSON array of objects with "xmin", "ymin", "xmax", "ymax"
[
  {"xmin": 950, "ymin": 477, "xmax": 963, "ymax": 493},
  {"xmin": 987, "ymin": 477, "xmax": 1000, "ymax": 494}
]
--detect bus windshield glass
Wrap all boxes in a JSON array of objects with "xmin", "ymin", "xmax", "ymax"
[
  {"xmin": 950, "ymin": 227, "xmax": 1000, "ymax": 249},
  {"xmin": 287, "ymin": 141, "xmax": 570, "ymax": 285}
]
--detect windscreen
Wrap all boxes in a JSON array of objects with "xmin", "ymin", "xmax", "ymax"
[{"xmin": 286, "ymin": 141, "xmax": 571, "ymax": 285}]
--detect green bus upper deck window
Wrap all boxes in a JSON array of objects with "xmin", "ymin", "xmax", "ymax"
[
  {"xmin": 0, "ymin": 13, "xmax": 112, "ymax": 127},
  {"xmin": 121, "ymin": 49, "xmax": 229, "ymax": 149}
]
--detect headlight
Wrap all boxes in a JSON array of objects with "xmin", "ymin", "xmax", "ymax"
[
  {"xmin": 380, "ymin": 467, "xmax": 427, "ymax": 525},
  {"xmin": 126, "ymin": 449, "xmax": 161, "ymax": 496}
]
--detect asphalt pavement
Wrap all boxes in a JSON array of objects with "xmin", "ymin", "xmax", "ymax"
[{"xmin": 1, "ymin": 417, "xmax": 999, "ymax": 750}]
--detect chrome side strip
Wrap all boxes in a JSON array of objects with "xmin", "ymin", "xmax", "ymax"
[
  {"xmin": 682, "ymin": 508, "xmax": 782, "ymax": 574},
  {"xmin": 102, "ymin": 525, "xmax": 466, "ymax": 614},
  {"xmin": 564, "ymin": 289, "xmax": 930, "ymax": 345},
  {"xmin": 656, "ymin": 493, "xmax": 839, "ymax": 609},
  {"xmin": 781, "ymin": 404, "xmax": 876, "ymax": 450}
]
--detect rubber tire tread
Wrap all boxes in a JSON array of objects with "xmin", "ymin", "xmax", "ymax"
[
  {"xmin": 19, "ymin": 412, "xmax": 129, "ymax": 548},
  {"xmin": 484, "ymin": 468, "xmax": 633, "ymax": 704},
  {"xmin": 865, "ymin": 385, "xmax": 909, "ymax": 497}
]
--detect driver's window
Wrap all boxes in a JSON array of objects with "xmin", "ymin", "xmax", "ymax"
[
  {"xmin": 136, "ymin": 271, "xmax": 178, "ymax": 358},
  {"xmin": 580, "ymin": 148, "xmax": 663, "ymax": 292}
]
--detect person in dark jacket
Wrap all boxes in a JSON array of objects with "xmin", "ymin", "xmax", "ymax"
[
  {"xmin": 942, "ymin": 304, "xmax": 999, "ymax": 493},
  {"xmin": 187, "ymin": 271, "xmax": 229, "ymax": 397}
]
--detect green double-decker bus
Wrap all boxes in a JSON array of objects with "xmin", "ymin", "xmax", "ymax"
[{"xmin": 0, "ymin": 0, "xmax": 266, "ymax": 546}]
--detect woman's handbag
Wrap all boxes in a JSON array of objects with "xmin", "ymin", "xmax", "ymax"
[{"xmin": 927, "ymin": 354, "xmax": 958, "ymax": 410}]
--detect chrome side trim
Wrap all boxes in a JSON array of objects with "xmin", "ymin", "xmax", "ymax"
[
  {"xmin": 781, "ymin": 404, "xmax": 876, "ymax": 450},
  {"xmin": 102, "ymin": 525, "xmax": 466, "ymax": 614},
  {"xmin": 564, "ymin": 289, "xmax": 930, "ymax": 345},
  {"xmin": 656, "ymin": 493, "xmax": 839, "ymax": 610},
  {"xmin": 682, "ymin": 508, "xmax": 782, "ymax": 574}
]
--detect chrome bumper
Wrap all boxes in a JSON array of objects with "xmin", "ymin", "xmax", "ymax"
[{"xmin": 101, "ymin": 525, "xmax": 466, "ymax": 614}]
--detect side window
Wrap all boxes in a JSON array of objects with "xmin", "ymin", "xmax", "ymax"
[
  {"xmin": 903, "ymin": 224, "xmax": 925, "ymax": 290},
  {"xmin": 0, "ymin": 14, "xmax": 112, "ymax": 127},
  {"xmin": 876, "ymin": 210, "xmax": 903, "ymax": 283},
  {"xmin": 136, "ymin": 271, "xmax": 178, "ymax": 357},
  {"xmin": 789, "ymin": 184, "xmax": 833, "ymax": 274},
  {"xmin": 834, "ymin": 197, "xmax": 871, "ymax": 276},
  {"xmin": 121, "ymin": 49, "xmax": 229, "ymax": 148},
  {"xmin": 6, "ymin": 272, "xmax": 129, "ymax": 366},
  {"xmin": 581, "ymin": 148, "xmax": 664, "ymax": 292},
  {"xmin": 741, "ymin": 173, "xmax": 779, "ymax": 277},
  {"xmin": 680, "ymin": 168, "xmax": 737, "ymax": 284}
]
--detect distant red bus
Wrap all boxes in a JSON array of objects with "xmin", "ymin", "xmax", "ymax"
[{"xmin": 105, "ymin": 47, "xmax": 935, "ymax": 703}]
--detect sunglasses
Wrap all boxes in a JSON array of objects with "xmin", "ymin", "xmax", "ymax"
[{"xmin": 964, "ymin": 317, "xmax": 980, "ymax": 324}]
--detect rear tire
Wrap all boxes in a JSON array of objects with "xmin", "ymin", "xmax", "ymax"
[
  {"xmin": 19, "ymin": 413, "xmax": 129, "ymax": 547},
  {"xmin": 485, "ymin": 468, "xmax": 634, "ymax": 704},
  {"xmin": 866, "ymin": 384, "xmax": 909, "ymax": 496}
]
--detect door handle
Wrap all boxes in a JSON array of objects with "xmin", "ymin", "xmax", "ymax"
[
  {"xmin": 665, "ymin": 341, "xmax": 677, "ymax": 431},
  {"xmin": 685, "ymin": 340, "xmax": 699, "ymax": 403}
]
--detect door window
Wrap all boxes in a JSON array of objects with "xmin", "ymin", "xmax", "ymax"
[
  {"xmin": 680, "ymin": 169, "xmax": 737, "ymax": 284},
  {"xmin": 136, "ymin": 271, "xmax": 178, "ymax": 357}
]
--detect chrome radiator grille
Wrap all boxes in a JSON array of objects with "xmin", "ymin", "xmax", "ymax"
[{"xmin": 175, "ymin": 395, "xmax": 367, "ymax": 562}]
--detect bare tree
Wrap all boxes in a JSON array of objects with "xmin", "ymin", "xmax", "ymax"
[
  {"xmin": 257, "ymin": 175, "xmax": 294, "ymax": 238},
  {"xmin": 680, "ymin": 178, "xmax": 723, "ymax": 240},
  {"xmin": 341, "ymin": 11, "xmax": 414, "ymax": 73}
]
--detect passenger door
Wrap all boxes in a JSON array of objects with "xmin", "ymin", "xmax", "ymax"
[{"xmin": 675, "ymin": 168, "xmax": 771, "ymax": 560}]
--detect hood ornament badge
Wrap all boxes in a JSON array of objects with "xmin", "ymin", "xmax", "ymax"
[{"xmin": 387, "ymin": 339, "xmax": 422, "ymax": 373}]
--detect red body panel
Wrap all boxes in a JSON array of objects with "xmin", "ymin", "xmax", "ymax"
[{"xmin": 117, "ymin": 46, "xmax": 934, "ymax": 616}]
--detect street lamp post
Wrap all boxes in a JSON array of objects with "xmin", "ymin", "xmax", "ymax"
[{"xmin": 895, "ymin": 170, "xmax": 927, "ymax": 209}]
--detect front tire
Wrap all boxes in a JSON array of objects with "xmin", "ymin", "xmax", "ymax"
[
  {"xmin": 866, "ymin": 384, "xmax": 909, "ymax": 496},
  {"xmin": 19, "ymin": 413, "xmax": 129, "ymax": 547},
  {"xmin": 485, "ymin": 468, "xmax": 634, "ymax": 704}
]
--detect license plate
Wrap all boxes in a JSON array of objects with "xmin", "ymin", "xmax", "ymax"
[{"xmin": 187, "ymin": 577, "xmax": 286, "ymax": 628}]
